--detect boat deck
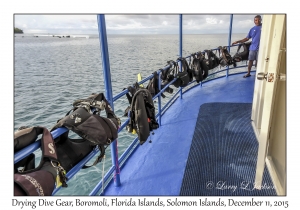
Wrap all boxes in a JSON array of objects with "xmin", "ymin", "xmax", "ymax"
[{"xmin": 103, "ymin": 72, "xmax": 256, "ymax": 196}]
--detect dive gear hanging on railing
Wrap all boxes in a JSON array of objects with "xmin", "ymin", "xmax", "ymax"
[
  {"xmin": 218, "ymin": 46, "xmax": 236, "ymax": 67},
  {"xmin": 14, "ymin": 126, "xmax": 38, "ymax": 174},
  {"xmin": 146, "ymin": 71, "xmax": 160, "ymax": 97},
  {"xmin": 161, "ymin": 63, "xmax": 174, "ymax": 81},
  {"xmin": 190, "ymin": 52, "xmax": 208, "ymax": 83},
  {"xmin": 232, "ymin": 42, "xmax": 251, "ymax": 62},
  {"xmin": 146, "ymin": 71, "xmax": 173, "ymax": 98},
  {"xmin": 51, "ymin": 93, "xmax": 120, "ymax": 170},
  {"xmin": 173, "ymin": 57, "xmax": 193, "ymax": 88},
  {"xmin": 163, "ymin": 60, "xmax": 176, "ymax": 82},
  {"xmin": 51, "ymin": 129, "xmax": 94, "ymax": 172},
  {"xmin": 204, "ymin": 49, "xmax": 220, "ymax": 70},
  {"xmin": 159, "ymin": 66, "xmax": 174, "ymax": 94},
  {"xmin": 124, "ymin": 83, "xmax": 159, "ymax": 145},
  {"xmin": 14, "ymin": 126, "xmax": 67, "ymax": 196}
]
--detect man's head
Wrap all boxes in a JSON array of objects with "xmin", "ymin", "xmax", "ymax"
[{"xmin": 254, "ymin": 15, "xmax": 262, "ymax": 26}]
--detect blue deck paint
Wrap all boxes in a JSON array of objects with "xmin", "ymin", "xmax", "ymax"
[{"xmin": 103, "ymin": 72, "xmax": 256, "ymax": 196}]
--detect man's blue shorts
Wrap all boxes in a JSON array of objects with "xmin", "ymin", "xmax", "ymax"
[{"xmin": 248, "ymin": 50, "xmax": 259, "ymax": 61}]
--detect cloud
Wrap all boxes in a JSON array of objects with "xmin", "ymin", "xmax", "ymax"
[
  {"xmin": 162, "ymin": 21, "xmax": 168, "ymax": 26},
  {"xmin": 206, "ymin": 17, "xmax": 218, "ymax": 24}
]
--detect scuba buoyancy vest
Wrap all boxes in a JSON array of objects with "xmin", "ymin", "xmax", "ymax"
[
  {"xmin": 172, "ymin": 57, "xmax": 193, "ymax": 88},
  {"xmin": 218, "ymin": 46, "xmax": 237, "ymax": 68},
  {"xmin": 124, "ymin": 83, "xmax": 159, "ymax": 145},
  {"xmin": 14, "ymin": 126, "xmax": 39, "ymax": 174},
  {"xmin": 146, "ymin": 71, "xmax": 173, "ymax": 98},
  {"xmin": 160, "ymin": 65, "xmax": 175, "ymax": 94},
  {"xmin": 232, "ymin": 41, "xmax": 252, "ymax": 62},
  {"xmin": 146, "ymin": 71, "xmax": 161, "ymax": 97},
  {"xmin": 161, "ymin": 63, "xmax": 174, "ymax": 81},
  {"xmin": 161, "ymin": 60, "xmax": 176, "ymax": 87},
  {"xmin": 52, "ymin": 130, "xmax": 94, "ymax": 172},
  {"xmin": 204, "ymin": 49, "xmax": 220, "ymax": 70},
  {"xmin": 14, "ymin": 126, "xmax": 67, "ymax": 195},
  {"xmin": 51, "ymin": 93, "xmax": 120, "ymax": 170},
  {"xmin": 190, "ymin": 52, "xmax": 209, "ymax": 83}
]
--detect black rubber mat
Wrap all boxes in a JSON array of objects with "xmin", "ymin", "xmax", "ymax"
[{"xmin": 180, "ymin": 103, "xmax": 277, "ymax": 196}]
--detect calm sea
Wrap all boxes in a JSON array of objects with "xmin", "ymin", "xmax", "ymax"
[{"xmin": 14, "ymin": 33, "xmax": 246, "ymax": 195}]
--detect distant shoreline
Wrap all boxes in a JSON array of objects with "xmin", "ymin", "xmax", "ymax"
[{"xmin": 14, "ymin": 27, "xmax": 24, "ymax": 34}]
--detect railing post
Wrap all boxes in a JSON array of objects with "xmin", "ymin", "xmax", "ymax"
[
  {"xmin": 158, "ymin": 71, "xmax": 162, "ymax": 126},
  {"xmin": 179, "ymin": 14, "xmax": 183, "ymax": 99},
  {"xmin": 227, "ymin": 14, "xmax": 233, "ymax": 77},
  {"xmin": 97, "ymin": 14, "xmax": 121, "ymax": 187}
]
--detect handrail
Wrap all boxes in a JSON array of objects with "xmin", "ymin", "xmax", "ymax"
[{"xmin": 14, "ymin": 14, "xmax": 253, "ymax": 195}]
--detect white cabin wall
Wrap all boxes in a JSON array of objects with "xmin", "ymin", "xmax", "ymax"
[
  {"xmin": 267, "ymin": 20, "xmax": 286, "ymax": 195},
  {"xmin": 253, "ymin": 14, "xmax": 286, "ymax": 196},
  {"xmin": 252, "ymin": 15, "xmax": 275, "ymax": 135}
]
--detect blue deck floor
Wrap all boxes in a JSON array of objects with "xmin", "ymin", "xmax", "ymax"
[{"xmin": 103, "ymin": 72, "xmax": 256, "ymax": 196}]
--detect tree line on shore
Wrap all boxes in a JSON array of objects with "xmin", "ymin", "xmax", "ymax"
[{"xmin": 14, "ymin": 28, "xmax": 23, "ymax": 34}]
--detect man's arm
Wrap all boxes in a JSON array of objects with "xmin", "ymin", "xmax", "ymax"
[{"xmin": 232, "ymin": 37, "xmax": 250, "ymax": 45}]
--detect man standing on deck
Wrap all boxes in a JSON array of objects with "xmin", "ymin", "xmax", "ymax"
[{"xmin": 232, "ymin": 15, "xmax": 262, "ymax": 78}]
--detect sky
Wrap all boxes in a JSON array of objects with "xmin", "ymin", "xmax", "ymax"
[{"xmin": 14, "ymin": 14, "xmax": 259, "ymax": 35}]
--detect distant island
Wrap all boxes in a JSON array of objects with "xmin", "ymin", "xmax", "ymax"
[{"xmin": 14, "ymin": 27, "xmax": 23, "ymax": 34}]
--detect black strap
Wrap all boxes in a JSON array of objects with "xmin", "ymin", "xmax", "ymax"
[
  {"xmin": 236, "ymin": 44, "xmax": 242, "ymax": 53},
  {"xmin": 82, "ymin": 145, "xmax": 106, "ymax": 169},
  {"xmin": 125, "ymin": 86, "xmax": 136, "ymax": 105},
  {"xmin": 123, "ymin": 88, "xmax": 132, "ymax": 105}
]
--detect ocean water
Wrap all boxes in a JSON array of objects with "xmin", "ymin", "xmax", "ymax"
[{"xmin": 14, "ymin": 33, "xmax": 246, "ymax": 195}]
